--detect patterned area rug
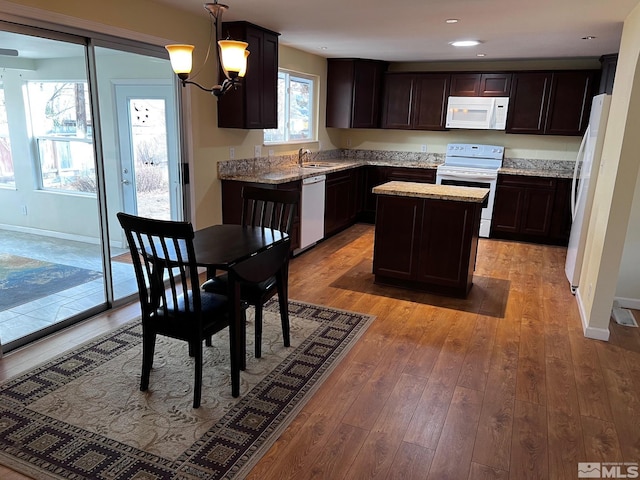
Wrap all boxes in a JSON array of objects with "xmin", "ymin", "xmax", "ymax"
[
  {"xmin": 0, "ymin": 300, "xmax": 374, "ymax": 479},
  {"xmin": 0, "ymin": 254, "xmax": 102, "ymax": 310}
]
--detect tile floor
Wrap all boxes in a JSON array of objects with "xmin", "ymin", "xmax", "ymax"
[{"xmin": 0, "ymin": 229, "xmax": 138, "ymax": 347}]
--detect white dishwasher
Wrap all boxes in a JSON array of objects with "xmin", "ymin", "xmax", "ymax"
[{"xmin": 298, "ymin": 174, "xmax": 326, "ymax": 253}]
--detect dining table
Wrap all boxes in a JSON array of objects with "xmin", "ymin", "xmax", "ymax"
[{"xmin": 191, "ymin": 224, "xmax": 291, "ymax": 398}]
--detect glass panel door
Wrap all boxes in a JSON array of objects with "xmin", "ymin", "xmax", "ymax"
[
  {"xmin": 93, "ymin": 47, "xmax": 182, "ymax": 304},
  {"xmin": 0, "ymin": 30, "xmax": 105, "ymax": 349},
  {"xmin": 0, "ymin": 27, "xmax": 183, "ymax": 353}
]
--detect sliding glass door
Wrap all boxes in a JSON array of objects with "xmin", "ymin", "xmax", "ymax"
[{"xmin": 0, "ymin": 25, "xmax": 183, "ymax": 352}]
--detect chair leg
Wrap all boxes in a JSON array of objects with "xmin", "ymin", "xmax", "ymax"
[
  {"xmin": 254, "ymin": 303, "xmax": 263, "ymax": 358},
  {"xmin": 277, "ymin": 268, "xmax": 291, "ymax": 348},
  {"xmin": 241, "ymin": 309, "xmax": 247, "ymax": 370},
  {"xmin": 140, "ymin": 331, "xmax": 156, "ymax": 392},
  {"xmin": 193, "ymin": 340, "xmax": 203, "ymax": 408}
]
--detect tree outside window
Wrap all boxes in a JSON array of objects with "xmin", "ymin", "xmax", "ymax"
[
  {"xmin": 27, "ymin": 81, "xmax": 96, "ymax": 193},
  {"xmin": 264, "ymin": 70, "xmax": 316, "ymax": 144}
]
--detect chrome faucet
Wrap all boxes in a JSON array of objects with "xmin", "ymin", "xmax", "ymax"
[{"xmin": 298, "ymin": 148, "xmax": 311, "ymax": 166}]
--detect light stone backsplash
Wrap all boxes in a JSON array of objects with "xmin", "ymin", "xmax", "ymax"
[{"xmin": 217, "ymin": 149, "xmax": 575, "ymax": 177}]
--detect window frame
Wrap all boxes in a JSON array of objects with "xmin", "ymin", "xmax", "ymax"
[
  {"xmin": 0, "ymin": 83, "xmax": 15, "ymax": 189},
  {"xmin": 264, "ymin": 68, "xmax": 318, "ymax": 146},
  {"xmin": 25, "ymin": 80, "xmax": 97, "ymax": 194}
]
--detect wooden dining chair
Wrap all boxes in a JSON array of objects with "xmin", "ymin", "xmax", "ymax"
[
  {"xmin": 117, "ymin": 212, "xmax": 234, "ymax": 408},
  {"xmin": 202, "ymin": 186, "xmax": 298, "ymax": 358}
]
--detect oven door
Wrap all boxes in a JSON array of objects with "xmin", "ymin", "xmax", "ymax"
[{"xmin": 436, "ymin": 171, "xmax": 496, "ymax": 238}]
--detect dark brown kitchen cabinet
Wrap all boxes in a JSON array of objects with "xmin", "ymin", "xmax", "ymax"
[
  {"xmin": 506, "ymin": 70, "xmax": 598, "ymax": 135},
  {"xmin": 221, "ymin": 179, "xmax": 301, "ymax": 251},
  {"xmin": 381, "ymin": 73, "xmax": 450, "ymax": 130},
  {"xmin": 324, "ymin": 168, "xmax": 362, "ymax": 237},
  {"xmin": 217, "ymin": 22, "xmax": 279, "ymax": 129},
  {"xmin": 361, "ymin": 166, "xmax": 436, "ymax": 222},
  {"xmin": 490, "ymin": 174, "xmax": 570, "ymax": 245},
  {"xmin": 373, "ymin": 194, "xmax": 482, "ymax": 297},
  {"xmin": 326, "ymin": 59, "xmax": 387, "ymax": 128},
  {"xmin": 449, "ymin": 72, "xmax": 511, "ymax": 97},
  {"xmin": 599, "ymin": 54, "xmax": 617, "ymax": 95}
]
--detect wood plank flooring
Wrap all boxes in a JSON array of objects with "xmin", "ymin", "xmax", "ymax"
[{"xmin": 2, "ymin": 223, "xmax": 640, "ymax": 480}]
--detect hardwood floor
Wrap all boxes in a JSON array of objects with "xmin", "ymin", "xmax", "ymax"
[{"xmin": 2, "ymin": 223, "xmax": 640, "ymax": 479}]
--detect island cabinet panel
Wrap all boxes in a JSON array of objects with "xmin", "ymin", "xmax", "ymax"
[
  {"xmin": 373, "ymin": 195, "xmax": 422, "ymax": 281},
  {"xmin": 326, "ymin": 59, "xmax": 387, "ymax": 128},
  {"xmin": 450, "ymin": 73, "xmax": 512, "ymax": 97},
  {"xmin": 221, "ymin": 179, "xmax": 301, "ymax": 251},
  {"xmin": 415, "ymin": 200, "xmax": 477, "ymax": 292},
  {"xmin": 217, "ymin": 22, "xmax": 279, "ymax": 129},
  {"xmin": 381, "ymin": 73, "xmax": 450, "ymax": 130},
  {"xmin": 490, "ymin": 174, "xmax": 570, "ymax": 245},
  {"xmin": 373, "ymin": 194, "xmax": 482, "ymax": 297}
]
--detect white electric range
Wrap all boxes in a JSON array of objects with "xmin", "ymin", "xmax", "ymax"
[{"xmin": 436, "ymin": 143, "xmax": 505, "ymax": 237}]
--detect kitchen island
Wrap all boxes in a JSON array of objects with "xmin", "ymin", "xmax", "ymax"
[{"xmin": 372, "ymin": 181, "xmax": 489, "ymax": 298}]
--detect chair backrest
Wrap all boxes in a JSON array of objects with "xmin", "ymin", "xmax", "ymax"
[
  {"xmin": 229, "ymin": 238, "xmax": 291, "ymax": 285},
  {"xmin": 117, "ymin": 212, "xmax": 202, "ymax": 321},
  {"xmin": 241, "ymin": 186, "xmax": 299, "ymax": 234}
]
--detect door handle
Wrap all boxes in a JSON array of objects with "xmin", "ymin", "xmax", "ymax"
[{"xmin": 122, "ymin": 179, "xmax": 130, "ymax": 185}]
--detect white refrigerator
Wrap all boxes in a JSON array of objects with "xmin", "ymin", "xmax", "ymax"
[{"xmin": 565, "ymin": 93, "xmax": 612, "ymax": 293}]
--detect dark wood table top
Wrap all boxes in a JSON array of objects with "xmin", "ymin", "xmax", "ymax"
[{"xmin": 192, "ymin": 224, "xmax": 289, "ymax": 269}]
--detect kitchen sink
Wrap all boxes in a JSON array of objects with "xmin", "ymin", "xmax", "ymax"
[{"xmin": 301, "ymin": 162, "xmax": 335, "ymax": 168}]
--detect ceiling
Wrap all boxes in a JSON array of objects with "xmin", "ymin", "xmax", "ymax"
[{"xmin": 157, "ymin": 0, "xmax": 639, "ymax": 63}]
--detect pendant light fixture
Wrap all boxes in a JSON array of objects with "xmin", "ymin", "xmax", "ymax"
[{"xmin": 166, "ymin": 1, "xmax": 250, "ymax": 97}]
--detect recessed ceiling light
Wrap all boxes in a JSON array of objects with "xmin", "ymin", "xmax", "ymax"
[
  {"xmin": 319, "ymin": 46, "xmax": 328, "ymax": 50},
  {"xmin": 445, "ymin": 19, "xmax": 459, "ymax": 24},
  {"xmin": 450, "ymin": 40, "xmax": 482, "ymax": 47},
  {"xmin": 476, "ymin": 53, "xmax": 486, "ymax": 57},
  {"xmin": 582, "ymin": 35, "xmax": 597, "ymax": 40}
]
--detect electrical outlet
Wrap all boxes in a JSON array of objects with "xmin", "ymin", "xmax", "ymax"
[
  {"xmin": 229, "ymin": 147, "xmax": 235, "ymax": 159},
  {"xmin": 21, "ymin": 205, "xmax": 27, "ymax": 215},
  {"xmin": 255, "ymin": 145, "xmax": 262, "ymax": 157},
  {"xmin": 268, "ymin": 149, "xmax": 275, "ymax": 157},
  {"xmin": 421, "ymin": 144, "xmax": 427, "ymax": 153}
]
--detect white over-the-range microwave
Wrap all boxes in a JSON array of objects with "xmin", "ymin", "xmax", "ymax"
[{"xmin": 445, "ymin": 96, "xmax": 509, "ymax": 130}]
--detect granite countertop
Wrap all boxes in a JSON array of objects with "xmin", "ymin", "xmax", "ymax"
[
  {"xmin": 373, "ymin": 181, "xmax": 489, "ymax": 203},
  {"xmin": 218, "ymin": 159, "xmax": 362, "ymax": 184},
  {"xmin": 218, "ymin": 150, "xmax": 576, "ymax": 184}
]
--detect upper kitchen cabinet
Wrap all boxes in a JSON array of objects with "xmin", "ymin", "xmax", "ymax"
[
  {"xmin": 326, "ymin": 59, "xmax": 388, "ymax": 128},
  {"xmin": 449, "ymin": 73, "xmax": 512, "ymax": 97},
  {"xmin": 217, "ymin": 22, "xmax": 280, "ymax": 129},
  {"xmin": 598, "ymin": 54, "xmax": 618, "ymax": 94},
  {"xmin": 381, "ymin": 73, "xmax": 450, "ymax": 130},
  {"xmin": 506, "ymin": 70, "xmax": 599, "ymax": 135}
]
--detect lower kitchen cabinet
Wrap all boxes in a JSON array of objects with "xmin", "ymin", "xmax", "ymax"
[
  {"xmin": 490, "ymin": 174, "xmax": 571, "ymax": 245},
  {"xmin": 324, "ymin": 168, "xmax": 362, "ymax": 237},
  {"xmin": 373, "ymin": 194, "xmax": 482, "ymax": 297},
  {"xmin": 221, "ymin": 180, "xmax": 301, "ymax": 251}
]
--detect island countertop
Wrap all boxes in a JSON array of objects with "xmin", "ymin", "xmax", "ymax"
[{"xmin": 372, "ymin": 181, "xmax": 489, "ymax": 203}]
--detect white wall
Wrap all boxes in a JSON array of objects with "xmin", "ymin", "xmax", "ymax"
[
  {"xmin": 577, "ymin": 1, "xmax": 640, "ymax": 339},
  {"xmin": 615, "ymin": 154, "xmax": 640, "ymax": 308}
]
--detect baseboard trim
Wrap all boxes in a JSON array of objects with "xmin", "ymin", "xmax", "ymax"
[
  {"xmin": 613, "ymin": 296, "xmax": 640, "ymax": 310},
  {"xmin": 576, "ymin": 288, "xmax": 610, "ymax": 341}
]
